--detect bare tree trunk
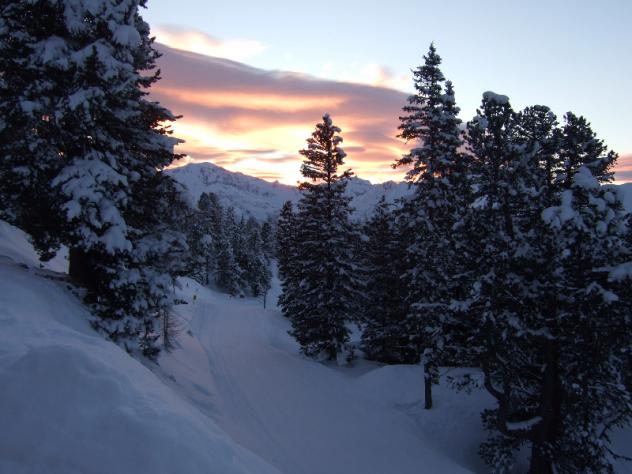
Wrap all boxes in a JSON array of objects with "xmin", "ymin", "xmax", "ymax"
[
  {"xmin": 68, "ymin": 247, "xmax": 98, "ymax": 293},
  {"xmin": 529, "ymin": 341, "xmax": 560, "ymax": 474},
  {"xmin": 424, "ymin": 363, "xmax": 433, "ymax": 410}
]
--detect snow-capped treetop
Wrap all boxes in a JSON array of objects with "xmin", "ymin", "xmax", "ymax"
[{"xmin": 482, "ymin": 91, "xmax": 510, "ymax": 104}]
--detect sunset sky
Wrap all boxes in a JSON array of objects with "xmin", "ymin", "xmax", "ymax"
[{"xmin": 143, "ymin": 0, "xmax": 632, "ymax": 184}]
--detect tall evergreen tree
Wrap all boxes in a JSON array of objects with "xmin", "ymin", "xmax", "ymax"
[
  {"xmin": 186, "ymin": 192, "xmax": 218, "ymax": 285},
  {"xmin": 281, "ymin": 114, "xmax": 360, "ymax": 360},
  {"xmin": 395, "ymin": 43, "xmax": 469, "ymax": 408},
  {"xmin": 277, "ymin": 200, "xmax": 298, "ymax": 315},
  {"xmin": 359, "ymin": 197, "xmax": 414, "ymax": 364},
  {"xmin": 0, "ymin": 0, "xmax": 183, "ymax": 356},
  {"xmin": 276, "ymin": 201, "xmax": 297, "ymax": 280},
  {"xmin": 215, "ymin": 207, "xmax": 240, "ymax": 296},
  {"xmin": 440, "ymin": 92, "xmax": 632, "ymax": 473}
]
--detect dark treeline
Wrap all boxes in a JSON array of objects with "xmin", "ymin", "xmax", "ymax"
[
  {"xmin": 185, "ymin": 191, "xmax": 272, "ymax": 299},
  {"xmin": 278, "ymin": 44, "xmax": 632, "ymax": 473}
]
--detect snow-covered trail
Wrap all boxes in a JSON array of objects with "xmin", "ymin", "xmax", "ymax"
[
  {"xmin": 167, "ymin": 283, "xmax": 473, "ymax": 474},
  {"xmin": 0, "ymin": 222, "xmax": 281, "ymax": 474}
]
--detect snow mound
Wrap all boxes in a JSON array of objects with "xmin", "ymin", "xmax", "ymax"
[
  {"xmin": 0, "ymin": 221, "xmax": 279, "ymax": 474},
  {"xmin": 0, "ymin": 220, "xmax": 66, "ymax": 272}
]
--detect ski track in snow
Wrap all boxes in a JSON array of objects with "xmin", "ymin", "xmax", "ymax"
[
  {"xmin": 1, "ymin": 219, "xmax": 631, "ymax": 474},
  {"xmin": 164, "ymin": 282, "xmax": 475, "ymax": 474}
]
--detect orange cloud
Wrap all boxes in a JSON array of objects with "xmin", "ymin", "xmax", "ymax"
[
  {"xmin": 159, "ymin": 87, "xmax": 346, "ymax": 113},
  {"xmin": 152, "ymin": 45, "xmax": 410, "ymax": 184},
  {"xmin": 153, "ymin": 44, "xmax": 630, "ymax": 185}
]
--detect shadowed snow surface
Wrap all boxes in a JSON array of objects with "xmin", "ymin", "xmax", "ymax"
[{"xmin": 1, "ymin": 219, "xmax": 630, "ymax": 473}]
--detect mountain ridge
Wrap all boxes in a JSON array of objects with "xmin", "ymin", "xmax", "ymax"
[
  {"xmin": 167, "ymin": 162, "xmax": 632, "ymax": 221},
  {"xmin": 166, "ymin": 162, "xmax": 411, "ymax": 221}
]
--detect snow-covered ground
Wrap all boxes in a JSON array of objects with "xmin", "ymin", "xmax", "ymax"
[{"xmin": 1, "ymin": 220, "xmax": 631, "ymax": 473}]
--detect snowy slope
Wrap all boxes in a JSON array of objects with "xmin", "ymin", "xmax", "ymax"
[
  {"xmin": 0, "ymin": 221, "xmax": 279, "ymax": 474},
  {"xmin": 1, "ymin": 220, "xmax": 631, "ymax": 473},
  {"xmin": 167, "ymin": 162, "xmax": 410, "ymax": 220},
  {"xmin": 158, "ymin": 278, "xmax": 484, "ymax": 474}
]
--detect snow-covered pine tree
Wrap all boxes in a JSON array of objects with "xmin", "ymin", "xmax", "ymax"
[
  {"xmin": 530, "ymin": 116, "xmax": 630, "ymax": 473},
  {"xmin": 241, "ymin": 217, "xmax": 271, "ymax": 298},
  {"xmin": 260, "ymin": 220, "xmax": 275, "ymax": 261},
  {"xmin": 394, "ymin": 43, "xmax": 469, "ymax": 409},
  {"xmin": 0, "ymin": 0, "xmax": 70, "ymax": 259},
  {"xmin": 215, "ymin": 207, "xmax": 240, "ymax": 296},
  {"xmin": 277, "ymin": 200, "xmax": 298, "ymax": 315},
  {"xmin": 0, "ymin": 0, "xmax": 183, "ymax": 356},
  {"xmin": 281, "ymin": 114, "xmax": 360, "ymax": 361},
  {"xmin": 359, "ymin": 197, "xmax": 415, "ymax": 364},
  {"xmin": 276, "ymin": 201, "xmax": 296, "ymax": 277},
  {"xmin": 186, "ymin": 192, "xmax": 217, "ymax": 285},
  {"xmin": 559, "ymin": 111, "xmax": 617, "ymax": 186},
  {"xmin": 446, "ymin": 93, "xmax": 632, "ymax": 472},
  {"xmin": 452, "ymin": 92, "xmax": 548, "ymax": 470}
]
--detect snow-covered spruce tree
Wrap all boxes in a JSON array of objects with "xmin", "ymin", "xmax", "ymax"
[
  {"xmin": 185, "ymin": 192, "xmax": 217, "ymax": 285},
  {"xmin": 394, "ymin": 43, "xmax": 469, "ymax": 409},
  {"xmin": 260, "ymin": 220, "xmax": 275, "ymax": 261},
  {"xmin": 215, "ymin": 207, "xmax": 241, "ymax": 296},
  {"xmin": 0, "ymin": 0, "xmax": 69, "ymax": 258},
  {"xmin": 530, "ymin": 115, "xmax": 630, "ymax": 474},
  {"xmin": 359, "ymin": 197, "xmax": 415, "ymax": 364},
  {"xmin": 0, "ymin": 0, "xmax": 183, "ymax": 356},
  {"xmin": 444, "ymin": 94, "xmax": 632, "ymax": 473},
  {"xmin": 281, "ymin": 114, "xmax": 360, "ymax": 361},
  {"xmin": 277, "ymin": 200, "xmax": 298, "ymax": 315},
  {"xmin": 277, "ymin": 201, "xmax": 296, "ymax": 275},
  {"xmin": 241, "ymin": 217, "xmax": 271, "ymax": 298}
]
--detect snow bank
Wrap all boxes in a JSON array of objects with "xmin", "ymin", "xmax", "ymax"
[{"xmin": 0, "ymin": 221, "xmax": 279, "ymax": 474}]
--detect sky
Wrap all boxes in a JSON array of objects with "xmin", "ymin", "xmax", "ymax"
[{"xmin": 143, "ymin": 0, "xmax": 632, "ymax": 184}]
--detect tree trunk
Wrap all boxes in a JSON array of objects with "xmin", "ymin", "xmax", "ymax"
[
  {"xmin": 529, "ymin": 444, "xmax": 553, "ymax": 474},
  {"xmin": 529, "ymin": 341, "xmax": 561, "ymax": 474},
  {"xmin": 424, "ymin": 363, "xmax": 433, "ymax": 410},
  {"xmin": 68, "ymin": 247, "xmax": 98, "ymax": 293}
]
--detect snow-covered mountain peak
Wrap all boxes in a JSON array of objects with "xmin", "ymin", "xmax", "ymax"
[{"xmin": 167, "ymin": 162, "xmax": 411, "ymax": 221}]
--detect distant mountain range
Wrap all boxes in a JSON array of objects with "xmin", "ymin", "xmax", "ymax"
[
  {"xmin": 167, "ymin": 162, "xmax": 411, "ymax": 221},
  {"xmin": 167, "ymin": 162, "xmax": 632, "ymax": 221}
]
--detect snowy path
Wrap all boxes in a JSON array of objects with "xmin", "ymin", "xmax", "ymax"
[
  {"xmin": 2, "ymin": 218, "xmax": 629, "ymax": 473},
  {"xmin": 164, "ymin": 283, "xmax": 473, "ymax": 474}
]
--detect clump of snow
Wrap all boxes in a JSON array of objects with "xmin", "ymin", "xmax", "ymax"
[
  {"xmin": 482, "ymin": 91, "xmax": 510, "ymax": 105},
  {"xmin": 111, "ymin": 25, "xmax": 141, "ymax": 47},
  {"xmin": 608, "ymin": 261, "xmax": 632, "ymax": 282},
  {"xmin": 542, "ymin": 190, "xmax": 577, "ymax": 228},
  {"xmin": 506, "ymin": 416, "xmax": 542, "ymax": 432},
  {"xmin": 573, "ymin": 165, "xmax": 600, "ymax": 189},
  {"xmin": 0, "ymin": 220, "xmax": 67, "ymax": 272}
]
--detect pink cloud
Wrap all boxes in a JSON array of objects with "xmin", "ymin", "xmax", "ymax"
[
  {"xmin": 150, "ymin": 44, "xmax": 631, "ymax": 185},
  {"xmin": 151, "ymin": 45, "xmax": 410, "ymax": 184}
]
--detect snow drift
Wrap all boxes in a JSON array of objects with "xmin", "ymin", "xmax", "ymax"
[{"xmin": 0, "ymin": 221, "xmax": 279, "ymax": 474}]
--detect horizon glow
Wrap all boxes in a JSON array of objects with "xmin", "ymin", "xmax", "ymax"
[{"xmin": 144, "ymin": 0, "xmax": 632, "ymax": 184}]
